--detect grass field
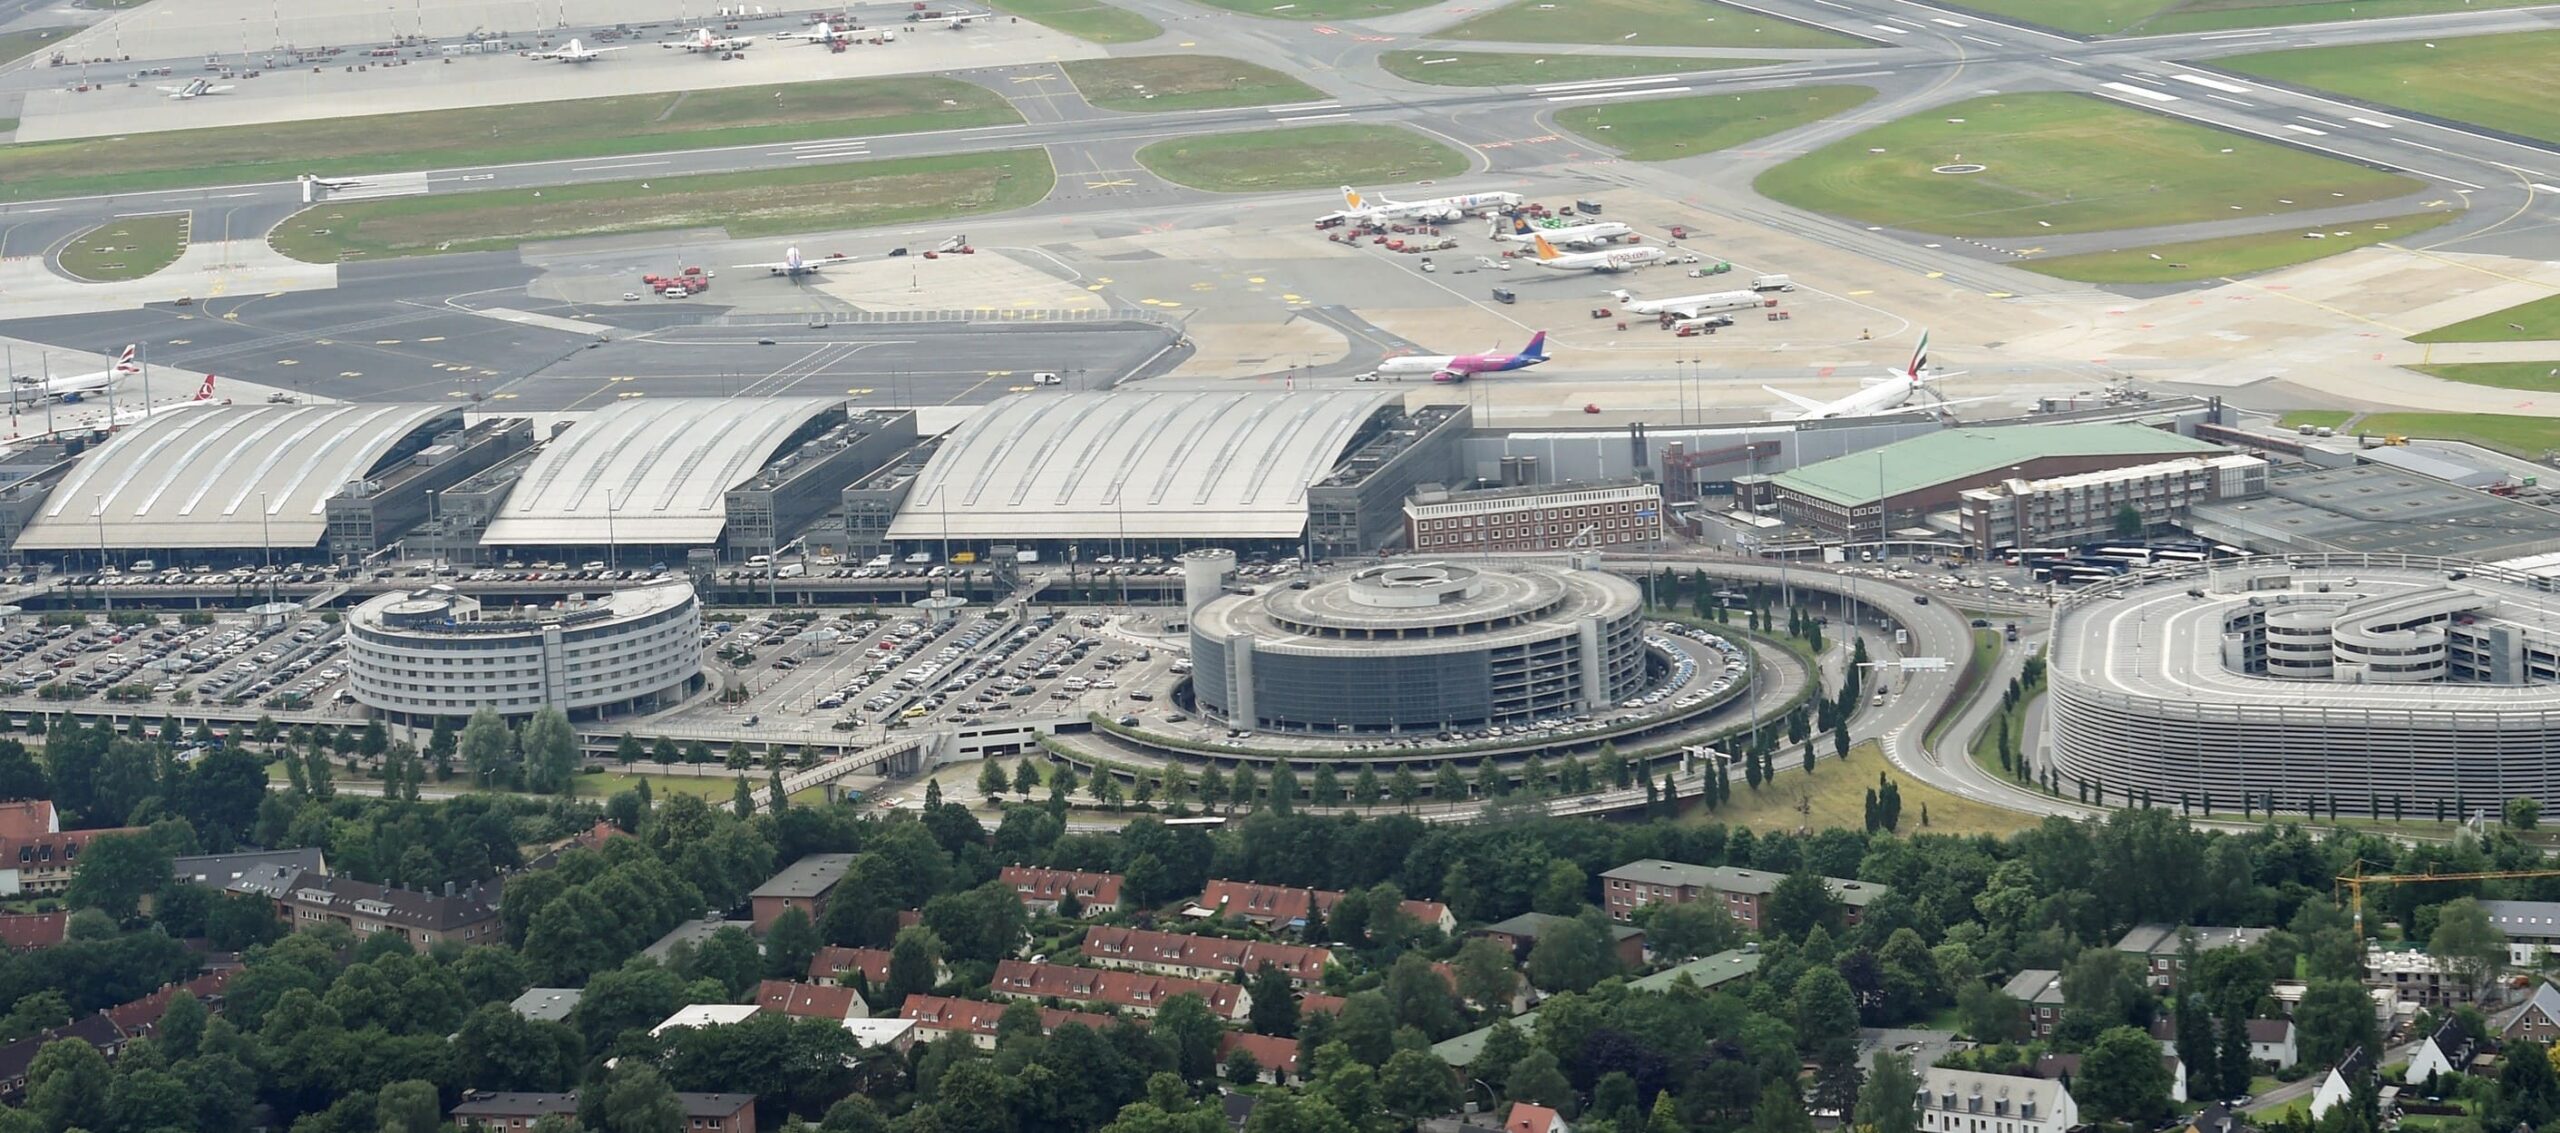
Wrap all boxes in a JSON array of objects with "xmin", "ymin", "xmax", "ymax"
[
  {"xmin": 58, "ymin": 213, "xmax": 187, "ymax": 282},
  {"xmin": 573, "ymin": 770, "xmax": 824, "ymax": 806},
  {"xmin": 0, "ymin": 26, "xmax": 76, "ymax": 65},
  {"xmin": 1062, "ymin": 55, "xmax": 1323, "ymax": 112},
  {"xmin": 1134, "ymin": 123, "xmax": 1468, "ymax": 193},
  {"xmin": 1926, "ymin": 628, "xmax": 2003, "ymax": 749},
  {"xmin": 2221, "ymin": 32, "xmax": 2560, "ymax": 146},
  {"xmin": 2021, "ymin": 210, "xmax": 2458, "ymax": 284},
  {"xmin": 1967, "ymin": 687, "xmax": 2037, "ymax": 784},
  {"xmin": 2412, "ymin": 295, "xmax": 2560, "ymax": 343},
  {"xmin": 0, "ymin": 77, "xmax": 1018, "ymax": 202},
  {"xmin": 1753, "ymin": 92, "xmax": 2420, "ymax": 238},
  {"xmin": 1689, "ymin": 741, "xmax": 2035, "ymax": 837},
  {"xmin": 1941, "ymin": 0, "xmax": 2551, "ymax": 36},
  {"xmin": 271, "ymin": 149, "xmax": 1052, "ymax": 263},
  {"xmin": 1557, "ymin": 86, "xmax": 1875, "ymax": 161},
  {"xmin": 2277, "ymin": 409, "xmax": 2354, "ymax": 430},
  {"xmin": 1378, "ymin": 50, "xmax": 1753, "ymax": 86},
  {"xmin": 2410, "ymin": 362, "xmax": 2560, "ymax": 394},
  {"xmin": 1184, "ymin": 0, "xmax": 1442, "ymax": 18},
  {"xmin": 1441, "ymin": 0, "xmax": 1868, "ymax": 49},
  {"xmin": 2351, "ymin": 412, "xmax": 2560, "ymax": 457},
  {"xmin": 983, "ymin": 0, "xmax": 1161, "ymax": 41}
]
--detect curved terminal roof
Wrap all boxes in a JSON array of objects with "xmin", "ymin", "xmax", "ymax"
[
  {"xmin": 18, "ymin": 404, "xmax": 457, "ymax": 550},
  {"xmin": 481, "ymin": 397, "xmax": 841, "ymax": 546},
  {"xmin": 888, "ymin": 390, "xmax": 1395, "ymax": 542}
]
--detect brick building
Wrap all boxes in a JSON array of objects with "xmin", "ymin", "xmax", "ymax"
[
  {"xmin": 999, "ymin": 866, "xmax": 1125, "ymax": 914},
  {"xmin": 1597, "ymin": 859, "xmax": 1885, "ymax": 932},
  {"xmin": 899, "ymin": 995, "xmax": 1122, "ymax": 1048},
  {"xmin": 1078, "ymin": 926, "xmax": 1332, "ymax": 986},
  {"xmin": 754, "ymin": 979, "xmax": 870, "ymax": 1020},
  {"xmin": 1193, "ymin": 879, "xmax": 1455, "ymax": 935},
  {"xmin": 1739, "ymin": 424, "xmax": 2229, "ymax": 544},
  {"xmin": 991, "ymin": 960, "xmax": 1248, "ymax": 1020},
  {"xmin": 1219, "ymin": 1032, "xmax": 1304, "ymax": 1085},
  {"xmin": 809, "ymin": 945, "xmax": 897, "ymax": 986},
  {"xmin": 1404, "ymin": 479, "xmax": 1662, "ymax": 554},
  {"xmin": 750, "ymin": 854, "xmax": 854, "ymax": 933},
  {"xmin": 273, "ymin": 872, "xmax": 501, "ymax": 947},
  {"xmin": 2003, "ymin": 969, "xmax": 2065, "ymax": 1040}
]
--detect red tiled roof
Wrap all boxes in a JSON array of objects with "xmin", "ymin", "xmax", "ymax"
[
  {"xmin": 1079, "ymin": 926, "xmax": 1331, "ymax": 982},
  {"xmin": 754, "ymin": 980, "xmax": 867, "ymax": 1020},
  {"xmin": 1298, "ymin": 994, "xmax": 1347, "ymax": 1018},
  {"xmin": 0, "ymin": 827, "xmax": 139, "ymax": 872},
  {"xmin": 0, "ymin": 801, "xmax": 54, "ymax": 841},
  {"xmin": 1219, "ymin": 1031, "xmax": 1301, "ymax": 1079},
  {"xmin": 106, "ymin": 968, "xmax": 233, "ymax": 1035},
  {"xmin": 899, "ymin": 995, "xmax": 1121, "ymax": 1039},
  {"xmin": 1506, "ymin": 1102, "xmax": 1563, "ymax": 1133},
  {"xmin": 991, "ymin": 960, "xmax": 1244, "ymax": 1018},
  {"xmin": 1194, "ymin": 879, "xmax": 1449, "ymax": 930},
  {"xmin": 1000, "ymin": 866, "xmax": 1124, "ymax": 909},
  {"xmin": 0, "ymin": 912, "xmax": 63, "ymax": 950},
  {"xmin": 809, "ymin": 946, "xmax": 894, "ymax": 986}
]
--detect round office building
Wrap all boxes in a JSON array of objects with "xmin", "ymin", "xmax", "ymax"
[
  {"xmin": 2047, "ymin": 555, "xmax": 2560, "ymax": 815},
  {"xmin": 346, "ymin": 580, "xmax": 705, "ymax": 723},
  {"xmin": 1188, "ymin": 560, "xmax": 1646, "ymax": 735}
]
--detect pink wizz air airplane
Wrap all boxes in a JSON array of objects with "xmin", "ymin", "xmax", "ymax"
[{"xmin": 1372, "ymin": 332, "xmax": 1549, "ymax": 383}]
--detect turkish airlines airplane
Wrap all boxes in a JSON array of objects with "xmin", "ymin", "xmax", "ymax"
[
  {"xmin": 1371, "ymin": 332, "xmax": 1548, "ymax": 383},
  {"xmin": 526, "ymin": 38, "xmax": 626, "ymax": 62}
]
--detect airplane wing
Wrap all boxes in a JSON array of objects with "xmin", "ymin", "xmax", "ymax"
[
  {"xmin": 1762, "ymin": 386, "xmax": 1832, "ymax": 415},
  {"xmin": 1920, "ymin": 394, "xmax": 2004, "ymax": 410},
  {"xmin": 739, "ymin": 260, "xmax": 829, "ymax": 272},
  {"xmin": 1431, "ymin": 368, "xmax": 1464, "ymax": 383},
  {"xmin": 206, "ymin": 84, "xmax": 236, "ymax": 94}
]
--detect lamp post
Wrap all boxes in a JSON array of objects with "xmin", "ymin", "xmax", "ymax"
[
  {"xmin": 259, "ymin": 491, "xmax": 274, "ymax": 606},
  {"xmin": 93, "ymin": 493, "xmax": 110, "ymax": 615},
  {"xmin": 605, "ymin": 486, "xmax": 618, "ymax": 572}
]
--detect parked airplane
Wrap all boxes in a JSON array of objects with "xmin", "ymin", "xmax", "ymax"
[
  {"xmin": 158, "ymin": 78, "xmax": 235, "ymax": 99},
  {"xmin": 1490, "ymin": 215, "xmax": 1632, "ymax": 249},
  {"xmin": 1324, "ymin": 185, "xmax": 1522, "ymax": 225},
  {"xmin": 1527, "ymin": 234, "xmax": 1663, "ymax": 273},
  {"xmin": 741, "ymin": 247, "xmax": 836, "ymax": 278},
  {"xmin": 113, "ymin": 375, "xmax": 221, "ymax": 428},
  {"xmin": 526, "ymin": 38, "xmax": 625, "ymax": 61},
  {"xmin": 1372, "ymin": 332, "xmax": 1548, "ymax": 383},
  {"xmin": 777, "ymin": 21, "xmax": 857, "ymax": 43},
  {"xmin": 1607, "ymin": 288, "xmax": 1763, "ymax": 319},
  {"xmin": 923, "ymin": 11, "xmax": 987, "ymax": 27},
  {"xmin": 1762, "ymin": 332, "xmax": 1998, "ymax": 420},
  {"xmin": 668, "ymin": 27, "xmax": 754, "ymax": 51},
  {"xmin": 11, "ymin": 345, "xmax": 138, "ymax": 403}
]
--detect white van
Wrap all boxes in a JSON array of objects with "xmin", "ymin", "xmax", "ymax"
[
  {"xmin": 1750, "ymin": 274, "xmax": 1795, "ymax": 293},
  {"xmin": 1032, "ymin": 372, "xmax": 1063, "ymax": 386},
  {"xmin": 131, "ymin": 560, "xmax": 157, "ymax": 574},
  {"xmin": 746, "ymin": 555, "xmax": 772, "ymax": 569}
]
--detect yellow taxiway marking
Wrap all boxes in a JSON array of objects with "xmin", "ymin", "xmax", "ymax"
[
  {"xmin": 1984, "ymin": 292, "xmax": 2014, "ymax": 299},
  {"xmin": 1925, "ymin": 271, "xmax": 1945, "ymax": 279},
  {"xmin": 490, "ymin": 393, "xmax": 519, "ymax": 400},
  {"xmin": 479, "ymin": 369, "xmax": 501, "ymax": 376},
  {"xmin": 1845, "ymin": 290, "xmax": 1873, "ymax": 297},
  {"xmin": 1009, "ymin": 385, "xmax": 1036, "ymax": 392},
  {"xmin": 847, "ymin": 388, "xmax": 874, "ymax": 395},
  {"xmin": 1095, "ymin": 277, "xmax": 1113, "ymax": 284},
  {"xmin": 1281, "ymin": 293, "xmax": 1304, "ymax": 302},
  {"xmin": 1086, "ymin": 284, "xmax": 1107, "ymax": 291},
  {"xmin": 219, "ymin": 312, "xmax": 236, "ymax": 320},
  {"xmin": 1247, "ymin": 276, "xmax": 1266, "ymax": 284},
  {"xmin": 986, "ymin": 370, "xmax": 1014, "ymax": 376},
  {"xmin": 1086, "ymin": 178, "xmax": 1134, "ymax": 189},
  {"xmin": 617, "ymin": 391, "xmax": 645, "ymax": 398},
  {"xmin": 1011, "ymin": 73, "xmax": 1053, "ymax": 82},
  {"xmin": 265, "ymin": 291, "xmax": 284, "ymax": 298},
  {"xmin": 1189, "ymin": 282, "xmax": 1216, "ymax": 291}
]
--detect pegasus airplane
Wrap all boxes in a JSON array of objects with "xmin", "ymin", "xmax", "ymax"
[
  {"xmin": 741, "ymin": 247, "xmax": 836, "ymax": 278},
  {"xmin": 1527, "ymin": 233, "xmax": 1664, "ymax": 273},
  {"xmin": 527, "ymin": 38, "xmax": 626, "ymax": 61},
  {"xmin": 1763, "ymin": 332, "xmax": 1999, "ymax": 420},
  {"xmin": 669, "ymin": 27, "xmax": 754, "ymax": 51},
  {"xmin": 1324, "ymin": 185, "xmax": 1522, "ymax": 225},
  {"xmin": 1372, "ymin": 332, "xmax": 1548, "ymax": 383},
  {"xmin": 1491, "ymin": 215, "xmax": 1632, "ymax": 249},
  {"xmin": 12, "ymin": 345, "xmax": 139, "ymax": 403}
]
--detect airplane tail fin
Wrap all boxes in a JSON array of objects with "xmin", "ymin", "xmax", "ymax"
[
  {"xmin": 1906, "ymin": 329, "xmax": 1930, "ymax": 379},
  {"xmin": 113, "ymin": 345, "xmax": 138, "ymax": 372},
  {"xmin": 1341, "ymin": 186, "xmax": 1365, "ymax": 210},
  {"xmin": 1520, "ymin": 331, "xmax": 1548, "ymax": 360},
  {"xmin": 1531, "ymin": 235, "xmax": 1561, "ymax": 261},
  {"xmin": 1510, "ymin": 216, "xmax": 1535, "ymax": 237},
  {"xmin": 195, "ymin": 375, "xmax": 215, "ymax": 399}
]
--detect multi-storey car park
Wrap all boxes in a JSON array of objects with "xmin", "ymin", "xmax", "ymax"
[
  {"xmin": 2047, "ymin": 555, "xmax": 2560, "ymax": 816},
  {"xmin": 345, "ymin": 579, "xmax": 704, "ymax": 723},
  {"xmin": 1188, "ymin": 559, "xmax": 1647, "ymax": 736}
]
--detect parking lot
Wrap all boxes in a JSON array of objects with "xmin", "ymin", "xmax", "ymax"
[{"xmin": 0, "ymin": 608, "xmax": 355, "ymax": 716}]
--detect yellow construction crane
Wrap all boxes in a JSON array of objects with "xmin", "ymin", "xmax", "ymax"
[{"xmin": 2336, "ymin": 864, "xmax": 2560, "ymax": 936}]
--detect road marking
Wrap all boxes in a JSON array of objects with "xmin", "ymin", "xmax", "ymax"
[
  {"xmin": 2088, "ymin": 89, "xmax": 2483, "ymax": 189},
  {"xmin": 1276, "ymin": 111, "xmax": 1352, "ymax": 122},
  {"xmin": 2348, "ymin": 116, "xmax": 2395, "ymax": 129},
  {"xmin": 1085, "ymin": 178, "xmax": 1135, "ymax": 188},
  {"xmin": 2099, "ymin": 82, "xmax": 2180, "ymax": 103},
  {"xmin": 2394, "ymin": 137, "xmax": 2451, "ymax": 154},
  {"xmin": 2170, "ymin": 73, "xmax": 2250, "ymax": 93},
  {"xmin": 209, "ymin": 192, "xmax": 257, "ymax": 199},
  {"xmin": 2298, "ymin": 115, "xmax": 2344, "ymax": 129},
  {"xmin": 1263, "ymin": 99, "xmax": 1344, "ymax": 112},
  {"xmin": 2206, "ymin": 94, "xmax": 2254, "ymax": 108},
  {"xmin": 1534, "ymin": 75, "xmax": 1681, "ymax": 93},
  {"xmin": 1870, "ymin": 22, "xmax": 1909, "ymax": 33},
  {"xmin": 1888, "ymin": 15, "xmax": 1925, "ymax": 25},
  {"xmin": 1928, "ymin": 16, "xmax": 1966, "ymax": 25},
  {"xmin": 2197, "ymin": 29, "xmax": 2272, "ymax": 38},
  {"xmin": 792, "ymin": 151, "xmax": 870, "ymax": 161},
  {"xmin": 571, "ymin": 160, "xmax": 670, "ymax": 172},
  {"xmin": 2532, "ymin": 184, "xmax": 2560, "ymax": 195},
  {"xmin": 1812, "ymin": 0, "xmax": 1846, "ymax": 7},
  {"xmin": 2048, "ymin": 56, "xmax": 2084, "ymax": 66},
  {"xmin": 1960, "ymin": 33, "xmax": 2000, "ymax": 45},
  {"xmin": 1547, "ymin": 86, "xmax": 1692, "ymax": 102}
]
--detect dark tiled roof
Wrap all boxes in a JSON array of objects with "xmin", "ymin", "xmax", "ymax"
[
  {"xmin": 279, "ymin": 871, "xmax": 499, "ymax": 932},
  {"xmin": 171, "ymin": 848, "xmax": 327, "ymax": 894},
  {"xmin": 752, "ymin": 855, "xmax": 854, "ymax": 900}
]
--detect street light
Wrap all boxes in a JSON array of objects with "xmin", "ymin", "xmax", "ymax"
[
  {"xmin": 605, "ymin": 486, "xmax": 618, "ymax": 572},
  {"xmin": 259, "ymin": 491, "xmax": 274, "ymax": 606},
  {"xmin": 93, "ymin": 493, "xmax": 110, "ymax": 615}
]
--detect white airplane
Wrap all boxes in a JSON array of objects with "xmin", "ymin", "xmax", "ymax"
[
  {"xmin": 740, "ymin": 247, "xmax": 837, "ymax": 278},
  {"xmin": 12, "ymin": 345, "xmax": 138, "ymax": 404},
  {"xmin": 1608, "ymin": 287, "xmax": 1764, "ymax": 319},
  {"xmin": 306, "ymin": 175, "xmax": 366, "ymax": 191},
  {"xmin": 927, "ymin": 11, "xmax": 987, "ymax": 27},
  {"xmin": 112, "ymin": 375, "xmax": 222, "ymax": 428},
  {"xmin": 1763, "ymin": 332, "xmax": 2001, "ymax": 420},
  {"xmin": 668, "ymin": 27, "xmax": 754, "ymax": 51},
  {"xmin": 1323, "ymin": 185, "xmax": 1522, "ymax": 225},
  {"xmin": 1526, "ymin": 233, "xmax": 1664, "ymax": 273},
  {"xmin": 1490, "ymin": 215, "xmax": 1633, "ymax": 249},
  {"xmin": 777, "ymin": 20, "xmax": 858, "ymax": 43},
  {"xmin": 158, "ymin": 78, "xmax": 235, "ymax": 99},
  {"xmin": 526, "ymin": 38, "xmax": 626, "ymax": 62}
]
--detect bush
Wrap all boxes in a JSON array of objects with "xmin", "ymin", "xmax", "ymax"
[
  {"xmin": 36, "ymin": 682, "xmax": 88, "ymax": 701},
  {"xmin": 179, "ymin": 612, "xmax": 214, "ymax": 626}
]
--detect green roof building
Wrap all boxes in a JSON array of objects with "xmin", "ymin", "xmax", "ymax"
[{"xmin": 1744, "ymin": 424, "xmax": 2225, "ymax": 543}]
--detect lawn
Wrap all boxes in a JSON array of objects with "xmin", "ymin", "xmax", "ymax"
[
  {"xmin": 983, "ymin": 0, "xmax": 1161, "ymax": 41},
  {"xmin": 2277, "ymin": 410, "xmax": 2354, "ymax": 430},
  {"xmin": 1062, "ymin": 55, "xmax": 1323, "ymax": 112},
  {"xmin": 58, "ymin": 213, "xmax": 187, "ymax": 282},
  {"xmin": 1687, "ymin": 741, "xmax": 2036, "ymax": 837},
  {"xmin": 1753, "ymin": 92, "xmax": 2421, "ymax": 238},
  {"xmin": 1939, "ymin": 0, "xmax": 2552, "ymax": 36},
  {"xmin": 1184, "ymin": 0, "xmax": 1443, "ymax": 18},
  {"xmin": 0, "ymin": 76, "xmax": 1017, "ymax": 202},
  {"xmin": 2412, "ymin": 362, "xmax": 2560, "ymax": 394},
  {"xmin": 573, "ymin": 769, "xmax": 826, "ymax": 806},
  {"xmin": 1925, "ymin": 628, "xmax": 2003, "ymax": 749},
  {"xmin": 2021, "ymin": 210, "xmax": 2458, "ymax": 284},
  {"xmin": 1134, "ymin": 124, "xmax": 1468, "ymax": 193},
  {"xmin": 1967, "ymin": 686, "xmax": 2038, "ymax": 785},
  {"xmin": 271, "ymin": 149, "xmax": 1052, "ymax": 262},
  {"xmin": 1557, "ymin": 86, "xmax": 1875, "ymax": 161},
  {"xmin": 2221, "ymin": 32, "xmax": 2560, "ymax": 146},
  {"xmin": 1379, "ymin": 50, "xmax": 1756, "ymax": 86},
  {"xmin": 0, "ymin": 26, "xmax": 76, "ymax": 66},
  {"xmin": 2350, "ymin": 412, "xmax": 2560, "ymax": 457},
  {"xmin": 2412, "ymin": 295, "xmax": 2560, "ymax": 343},
  {"xmin": 1441, "ymin": 0, "xmax": 1868, "ymax": 49}
]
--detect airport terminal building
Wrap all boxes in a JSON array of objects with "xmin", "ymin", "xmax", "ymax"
[
  {"xmin": 345, "ymin": 580, "xmax": 704, "ymax": 723},
  {"xmin": 1188, "ymin": 560, "xmax": 1645, "ymax": 735}
]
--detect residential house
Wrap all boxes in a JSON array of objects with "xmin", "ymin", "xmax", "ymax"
[
  {"xmin": 749, "ymin": 854, "xmax": 855, "ymax": 933},
  {"xmin": 2147, "ymin": 1015, "xmax": 2298, "ymax": 1070},
  {"xmin": 2113, "ymin": 924, "xmax": 2272, "ymax": 989},
  {"xmin": 1596, "ymin": 859, "xmax": 1885, "ymax": 932},
  {"xmin": 675, "ymin": 1093, "xmax": 757, "ymax": 1133},
  {"xmin": 273, "ymin": 872, "xmax": 501, "ymax": 947},
  {"xmin": 1000, "ymin": 866, "xmax": 1125, "ymax": 914},
  {"xmin": 2404, "ymin": 1018, "xmax": 2477, "ymax": 1085},
  {"xmin": 0, "ymin": 802, "xmax": 54, "ymax": 839},
  {"xmin": 1917, "ymin": 1067, "xmax": 2078, "ymax": 1133},
  {"xmin": 0, "ymin": 912, "xmax": 63, "ymax": 950},
  {"xmin": 106, "ymin": 969, "xmax": 235, "ymax": 1038},
  {"xmin": 645, "ymin": 918, "xmax": 746, "ymax": 962},
  {"xmin": 1504, "ymin": 1102, "xmax": 1568, "ymax": 1133},
  {"xmin": 1079, "ymin": 926, "xmax": 1332, "ymax": 986},
  {"xmin": 991, "ymin": 959, "xmax": 1248, "ymax": 1020},
  {"xmin": 2037, "ymin": 1052, "xmax": 2186, "ymax": 1104},
  {"xmin": 0, "ymin": 826, "xmax": 142, "ymax": 897},
  {"xmin": 171, "ymin": 847, "xmax": 328, "ymax": 896},
  {"xmin": 449, "ymin": 1091, "xmax": 580, "ymax": 1130},
  {"xmin": 2002, "ymin": 969, "xmax": 2066, "ymax": 1040},
  {"xmin": 1192, "ymin": 879, "xmax": 1456, "ymax": 935},
  {"xmin": 2184, "ymin": 1102, "xmax": 2256, "ymax": 1133},
  {"xmin": 840, "ymin": 1017, "xmax": 918, "ymax": 1053},
  {"xmin": 755, "ymin": 979, "xmax": 871, "ymax": 1021},
  {"xmin": 525, "ymin": 819, "xmax": 630, "ymax": 871},
  {"xmin": 1299, "ymin": 993, "xmax": 1347, "ymax": 1019},
  {"xmin": 508, "ymin": 988, "xmax": 582, "ymax": 1024},
  {"xmin": 899, "ymin": 995, "xmax": 1121, "ymax": 1049},
  {"xmin": 1219, "ymin": 1032, "xmax": 1303, "ymax": 1085},
  {"xmin": 2507, "ymin": 983, "xmax": 2560, "ymax": 1043},
  {"xmin": 2311, "ymin": 1047, "xmax": 2375, "ymax": 1122},
  {"xmin": 2479, "ymin": 901, "xmax": 2560, "ymax": 967},
  {"xmin": 1474, "ymin": 912, "xmax": 1647, "ymax": 967},
  {"xmin": 0, "ymin": 1014, "xmax": 129, "ymax": 1100},
  {"xmin": 650, "ymin": 1004, "xmax": 762, "ymax": 1037},
  {"xmin": 810, "ymin": 945, "xmax": 897, "ymax": 986}
]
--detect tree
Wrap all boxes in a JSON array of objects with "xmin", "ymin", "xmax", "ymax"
[
  {"xmin": 767, "ymin": 905, "xmax": 822, "ymax": 980},
  {"xmin": 375, "ymin": 1079, "xmax": 444, "ymax": 1133},
  {"xmin": 1763, "ymin": 870, "xmax": 1842, "ymax": 939},
  {"xmin": 1224, "ymin": 1045, "xmax": 1264, "ymax": 1086},
  {"xmin": 1383, "ymin": 951, "xmax": 1463, "ymax": 1038},
  {"xmin": 1452, "ymin": 937, "xmax": 1521, "ymax": 1012},
  {"xmin": 1380, "ymin": 1049, "xmax": 1459, "ymax": 1119},
  {"xmin": 884, "ymin": 926, "xmax": 941, "ymax": 1010},
  {"xmin": 2173, "ymin": 992, "xmax": 2216, "ymax": 1103},
  {"xmin": 2079, "ymin": 1025, "xmax": 2175, "ymax": 1126},
  {"xmin": 2296, "ymin": 978, "xmax": 2380, "ymax": 1068},
  {"xmin": 26, "ymin": 1037, "xmax": 109, "ymax": 1133},
  {"xmin": 2428, "ymin": 897, "xmax": 2506, "ymax": 1000},
  {"xmin": 1505, "ymin": 1047, "xmax": 1574, "ymax": 1115},
  {"xmin": 1857, "ymin": 1050, "xmax": 1922, "ymax": 1133},
  {"xmin": 603, "ymin": 1064, "xmax": 685, "ymax": 1133},
  {"xmin": 1793, "ymin": 967, "xmax": 1861, "ymax": 1053},
  {"xmin": 1157, "ymin": 993, "xmax": 1223, "ymax": 1084},
  {"xmin": 732, "ymin": 775, "xmax": 756, "ymax": 818},
  {"xmin": 1633, "ymin": 899, "xmax": 1739, "ymax": 961},
  {"xmin": 1248, "ymin": 962, "xmax": 1301, "ymax": 1039},
  {"xmin": 1526, "ymin": 911, "xmax": 1620, "ymax": 994},
  {"xmin": 159, "ymin": 988, "xmax": 207, "ymax": 1060},
  {"xmin": 1531, "ymin": 860, "xmax": 1586, "ymax": 916},
  {"xmin": 65, "ymin": 829, "xmax": 170, "ymax": 920},
  {"xmin": 459, "ymin": 706, "xmax": 515, "ymax": 789},
  {"xmin": 2114, "ymin": 503, "xmax": 2145, "ymax": 539},
  {"xmin": 980, "ymin": 761, "xmax": 1011, "ymax": 801}
]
